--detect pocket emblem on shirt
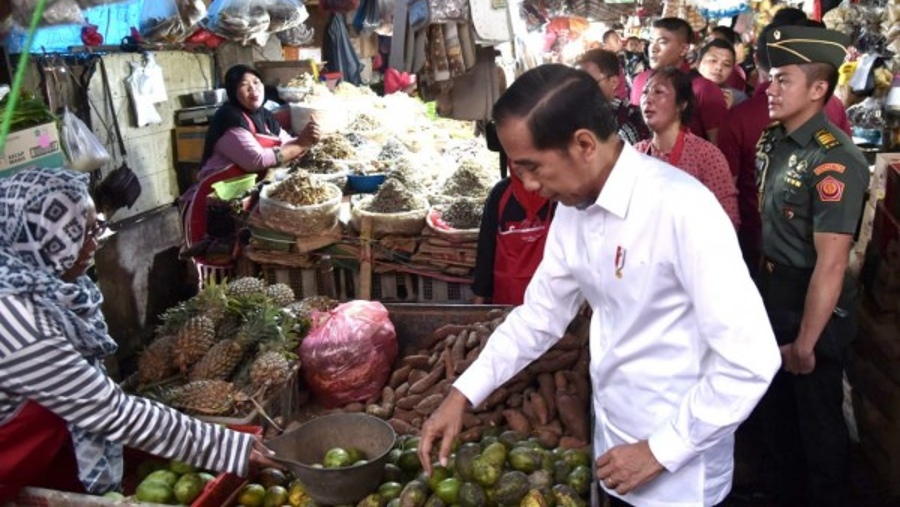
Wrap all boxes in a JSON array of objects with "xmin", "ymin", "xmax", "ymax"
[{"xmin": 816, "ymin": 176, "xmax": 844, "ymax": 202}]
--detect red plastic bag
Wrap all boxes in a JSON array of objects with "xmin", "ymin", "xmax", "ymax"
[{"xmin": 300, "ymin": 301, "xmax": 397, "ymax": 408}]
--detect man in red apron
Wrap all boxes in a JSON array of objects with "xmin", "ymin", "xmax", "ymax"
[{"xmin": 472, "ymin": 173, "xmax": 555, "ymax": 305}]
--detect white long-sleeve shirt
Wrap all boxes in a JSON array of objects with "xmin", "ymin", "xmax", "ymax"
[
  {"xmin": 0, "ymin": 295, "xmax": 254, "ymax": 478},
  {"xmin": 456, "ymin": 142, "xmax": 780, "ymax": 507}
]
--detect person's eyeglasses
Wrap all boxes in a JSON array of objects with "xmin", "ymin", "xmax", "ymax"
[{"xmin": 88, "ymin": 217, "xmax": 108, "ymax": 241}]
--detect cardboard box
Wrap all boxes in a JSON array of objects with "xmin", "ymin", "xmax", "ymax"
[
  {"xmin": 0, "ymin": 121, "xmax": 65, "ymax": 175},
  {"xmin": 174, "ymin": 126, "xmax": 208, "ymax": 164}
]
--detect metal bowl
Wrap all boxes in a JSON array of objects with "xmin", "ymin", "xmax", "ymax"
[
  {"xmin": 190, "ymin": 88, "xmax": 226, "ymax": 107},
  {"xmin": 266, "ymin": 413, "xmax": 396, "ymax": 505}
]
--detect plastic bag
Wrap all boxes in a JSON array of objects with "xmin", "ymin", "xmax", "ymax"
[
  {"xmin": 323, "ymin": 13, "xmax": 362, "ymax": 85},
  {"xmin": 125, "ymin": 62, "xmax": 162, "ymax": 127},
  {"xmin": 352, "ymin": 0, "xmax": 381, "ymax": 35},
  {"xmin": 11, "ymin": 0, "xmax": 84, "ymax": 26},
  {"xmin": 265, "ymin": 0, "xmax": 309, "ymax": 33},
  {"xmin": 207, "ymin": 0, "xmax": 271, "ymax": 46},
  {"xmin": 299, "ymin": 301, "xmax": 398, "ymax": 408},
  {"xmin": 61, "ymin": 108, "xmax": 111, "ymax": 172},
  {"xmin": 276, "ymin": 23, "xmax": 315, "ymax": 46},
  {"xmin": 140, "ymin": 0, "xmax": 207, "ymax": 43}
]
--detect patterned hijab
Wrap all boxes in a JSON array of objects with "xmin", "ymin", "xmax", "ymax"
[{"xmin": 0, "ymin": 167, "xmax": 121, "ymax": 493}]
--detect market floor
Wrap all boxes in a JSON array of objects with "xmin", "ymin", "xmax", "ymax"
[{"xmin": 724, "ymin": 421, "xmax": 896, "ymax": 507}]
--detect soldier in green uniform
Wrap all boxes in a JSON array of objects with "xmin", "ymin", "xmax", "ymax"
[{"xmin": 754, "ymin": 25, "xmax": 869, "ymax": 506}]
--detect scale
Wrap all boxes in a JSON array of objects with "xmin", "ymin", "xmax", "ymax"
[{"xmin": 175, "ymin": 105, "xmax": 220, "ymax": 125}]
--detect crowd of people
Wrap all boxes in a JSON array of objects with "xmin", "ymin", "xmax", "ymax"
[
  {"xmin": 0, "ymin": 7, "xmax": 869, "ymax": 507},
  {"xmin": 461, "ymin": 10, "xmax": 868, "ymax": 507}
]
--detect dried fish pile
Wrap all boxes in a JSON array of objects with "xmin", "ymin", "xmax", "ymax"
[
  {"xmin": 267, "ymin": 171, "xmax": 332, "ymax": 206},
  {"xmin": 297, "ymin": 157, "xmax": 345, "ymax": 174},
  {"xmin": 286, "ymin": 73, "xmax": 317, "ymax": 89},
  {"xmin": 308, "ymin": 135, "xmax": 354, "ymax": 161},
  {"xmin": 441, "ymin": 199, "xmax": 483, "ymax": 230},
  {"xmin": 349, "ymin": 113, "xmax": 381, "ymax": 132},
  {"xmin": 387, "ymin": 158, "xmax": 427, "ymax": 194},
  {"xmin": 378, "ymin": 138, "xmax": 408, "ymax": 162},
  {"xmin": 365, "ymin": 178, "xmax": 421, "ymax": 213},
  {"xmin": 441, "ymin": 159, "xmax": 494, "ymax": 198}
]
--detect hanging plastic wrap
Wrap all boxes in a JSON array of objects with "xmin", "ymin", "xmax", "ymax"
[
  {"xmin": 10, "ymin": 0, "xmax": 84, "ymax": 26},
  {"xmin": 429, "ymin": 0, "xmax": 468, "ymax": 23},
  {"xmin": 125, "ymin": 62, "xmax": 163, "ymax": 127},
  {"xmin": 206, "ymin": 0, "xmax": 272, "ymax": 46},
  {"xmin": 323, "ymin": 13, "xmax": 363, "ymax": 85},
  {"xmin": 276, "ymin": 24, "xmax": 315, "ymax": 46},
  {"xmin": 140, "ymin": 0, "xmax": 207, "ymax": 43},
  {"xmin": 694, "ymin": 0, "xmax": 750, "ymax": 20},
  {"xmin": 61, "ymin": 108, "xmax": 111, "ymax": 173},
  {"xmin": 266, "ymin": 0, "xmax": 309, "ymax": 33},
  {"xmin": 353, "ymin": 0, "xmax": 382, "ymax": 35}
]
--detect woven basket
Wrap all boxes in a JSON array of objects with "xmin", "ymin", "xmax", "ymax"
[
  {"xmin": 350, "ymin": 195, "xmax": 430, "ymax": 237},
  {"xmin": 425, "ymin": 206, "xmax": 480, "ymax": 242},
  {"xmin": 258, "ymin": 183, "xmax": 342, "ymax": 237}
]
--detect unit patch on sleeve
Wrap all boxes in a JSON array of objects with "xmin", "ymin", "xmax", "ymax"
[
  {"xmin": 816, "ymin": 176, "xmax": 844, "ymax": 202},
  {"xmin": 813, "ymin": 163, "xmax": 846, "ymax": 176}
]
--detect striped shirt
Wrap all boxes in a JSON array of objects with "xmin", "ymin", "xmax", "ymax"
[{"xmin": 0, "ymin": 295, "xmax": 253, "ymax": 477}]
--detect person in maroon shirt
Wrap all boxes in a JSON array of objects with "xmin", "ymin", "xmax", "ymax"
[
  {"xmin": 709, "ymin": 25, "xmax": 748, "ymax": 93},
  {"xmin": 717, "ymin": 20, "xmax": 852, "ymax": 276},
  {"xmin": 629, "ymin": 18, "xmax": 728, "ymax": 143}
]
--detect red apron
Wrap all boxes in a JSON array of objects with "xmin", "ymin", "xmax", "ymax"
[
  {"xmin": 491, "ymin": 184, "xmax": 554, "ymax": 305},
  {"xmin": 0, "ymin": 401, "xmax": 85, "ymax": 501},
  {"xmin": 183, "ymin": 114, "xmax": 281, "ymax": 261}
]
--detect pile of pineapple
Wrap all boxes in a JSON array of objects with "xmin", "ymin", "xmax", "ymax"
[{"xmin": 134, "ymin": 277, "xmax": 335, "ymax": 419}]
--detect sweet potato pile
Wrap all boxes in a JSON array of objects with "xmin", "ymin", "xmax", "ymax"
[{"xmin": 337, "ymin": 309, "xmax": 593, "ymax": 449}]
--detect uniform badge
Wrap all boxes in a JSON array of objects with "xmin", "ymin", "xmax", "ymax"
[
  {"xmin": 816, "ymin": 176, "xmax": 844, "ymax": 202},
  {"xmin": 813, "ymin": 163, "xmax": 846, "ymax": 176},
  {"xmin": 615, "ymin": 246, "xmax": 626, "ymax": 279},
  {"xmin": 797, "ymin": 160, "xmax": 808, "ymax": 173},
  {"xmin": 815, "ymin": 129, "xmax": 840, "ymax": 150},
  {"xmin": 773, "ymin": 30, "xmax": 781, "ymax": 40},
  {"xmin": 789, "ymin": 154, "xmax": 798, "ymax": 168}
]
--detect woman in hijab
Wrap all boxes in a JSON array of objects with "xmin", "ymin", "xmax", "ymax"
[
  {"xmin": 0, "ymin": 167, "xmax": 277, "ymax": 500},
  {"xmin": 181, "ymin": 64, "xmax": 320, "ymax": 259}
]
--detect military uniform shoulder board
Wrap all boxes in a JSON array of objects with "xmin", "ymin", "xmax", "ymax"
[{"xmin": 815, "ymin": 128, "xmax": 841, "ymax": 150}]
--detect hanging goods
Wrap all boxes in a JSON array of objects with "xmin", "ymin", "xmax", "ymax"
[{"xmin": 95, "ymin": 57, "xmax": 142, "ymax": 213}]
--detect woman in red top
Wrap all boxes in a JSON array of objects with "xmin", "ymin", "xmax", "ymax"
[{"xmin": 635, "ymin": 66, "xmax": 740, "ymax": 228}]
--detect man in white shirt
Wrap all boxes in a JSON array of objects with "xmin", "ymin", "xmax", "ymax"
[{"xmin": 417, "ymin": 64, "xmax": 781, "ymax": 507}]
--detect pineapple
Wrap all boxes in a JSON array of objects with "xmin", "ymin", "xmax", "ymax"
[
  {"xmin": 227, "ymin": 277, "xmax": 267, "ymax": 298},
  {"xmin": 167, "ymin": 380, "xmax": 235, "ymax": 415},
  {"xmin": 173, "ymin": 316, "xmax": 217, "ymax": 374},
  {"xmin": 137, "ymin": 335, "xmax": 177, "ymax": 384},
  {"xmin": 193, "ymin": 281, "xmax": 229, "ymax": 324},
  {"xmin": 250, "ymin": 351, "xmax": 292, "ymax": 391},
  {"xmin": 188, "ymin": 339, "xmax": 246, "ymax": 381},
  {"xmin": 266, "ymin": 283, "xmax": 295, "ymax": 307}
]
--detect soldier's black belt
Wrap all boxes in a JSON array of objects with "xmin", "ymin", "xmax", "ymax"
[{"xmin": 757, "ymin": 257, "xmax": 813, "ymax": 312}]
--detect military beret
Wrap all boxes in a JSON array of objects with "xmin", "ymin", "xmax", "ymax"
[{"xmin": 766, "ymin": 26, "xmax": 849, "ymax": 69}]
